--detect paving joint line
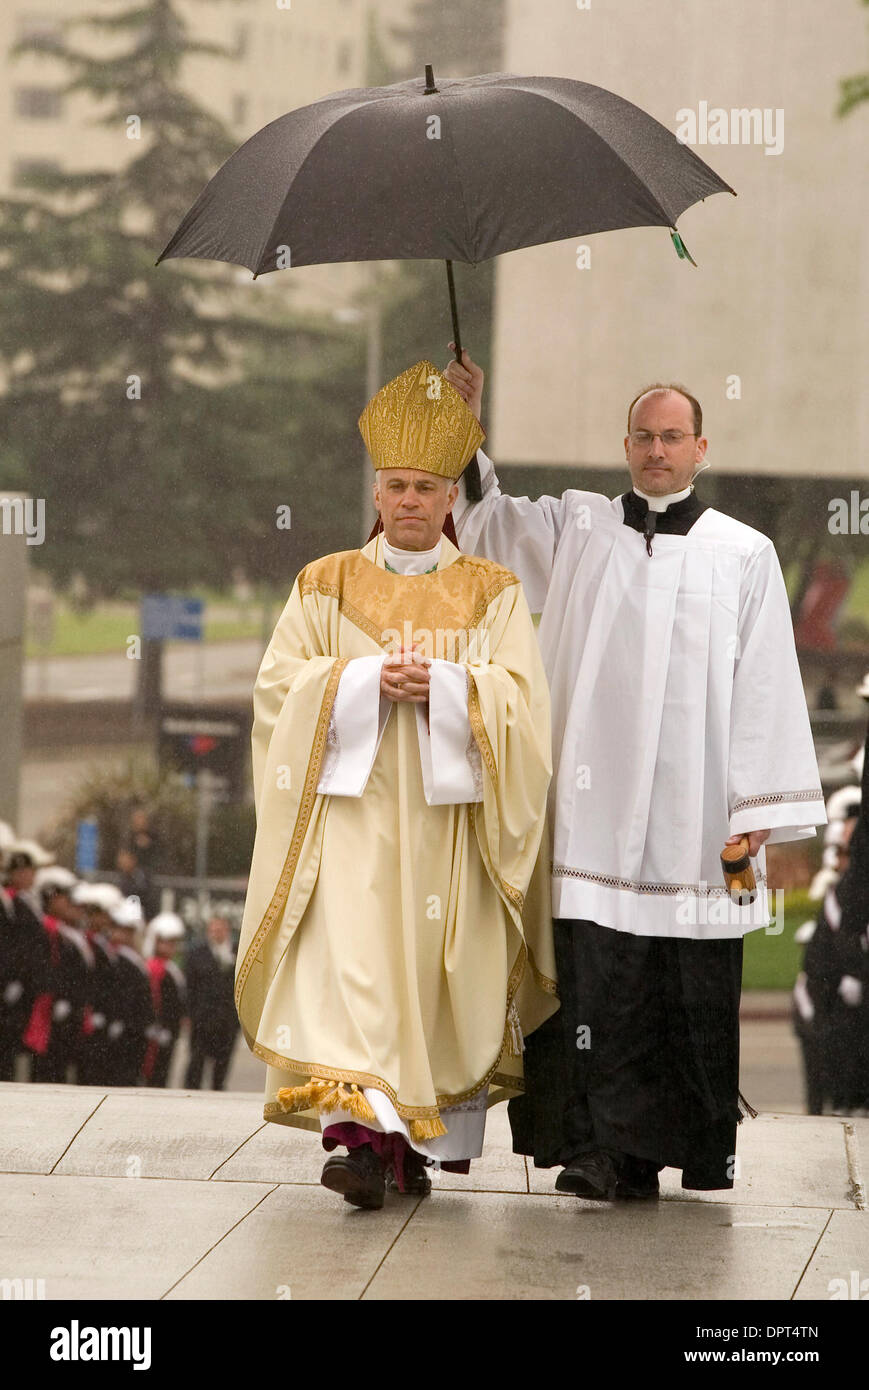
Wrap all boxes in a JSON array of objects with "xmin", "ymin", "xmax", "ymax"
[
  {"xmin": 1, "ymin": 1169, "xmax": 852, "ymax": 1212},
  {"xmin": 48, "ymin": 1093, "xmax": 108, "ymax": 1174},
  {"xmin": 158, "ymin": 1182, "xmax": 280, "ymax": 1300},
  {"xmin": 790, "ymin": 1208, "xmax": 833, "ymax": 1300},
  {"xmin": 357, "ymin": 1198, "xmax": 424, "ymax": 1300},
  {"xmin": 207, "ymin": 1123, "xmax": 270, "ymax": 1180}
]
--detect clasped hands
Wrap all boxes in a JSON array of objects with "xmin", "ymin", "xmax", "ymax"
[{"xmin": 380, "ymin": 645, "xmax": 431, "ymax": 704}]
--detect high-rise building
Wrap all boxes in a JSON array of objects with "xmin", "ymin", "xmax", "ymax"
[
  {"xmin": 0, "ymin": 0, "xmax": 419, "ymax": 311},
  {"xmin": 489, "ymin": 0, "xmax": 868, "ymax": 479}
]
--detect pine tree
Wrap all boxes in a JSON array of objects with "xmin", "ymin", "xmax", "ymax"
[
  {"xmin": 839, "ymin": 0, "xmax": 869, "ymax": 114},
  {"xmin": 0, "ymin": 0, "xmax": 363, "ymax": 599}
]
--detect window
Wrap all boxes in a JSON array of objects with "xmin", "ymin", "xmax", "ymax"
[
  {"xmin": 15, "ymin": 87, "xmax": 63, "ymax": 119},
  {"xmin": 16, "ymin": 12, "xmax": 62, "ymax": 47},
  {"xmin": 13, "ymin": 158, "xmax": 61, "ymax": 186}
]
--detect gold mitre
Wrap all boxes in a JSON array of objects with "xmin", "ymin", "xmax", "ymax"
[{"xmin": 358, "ymin": 359, "xmax": 485, "ymax": 481}]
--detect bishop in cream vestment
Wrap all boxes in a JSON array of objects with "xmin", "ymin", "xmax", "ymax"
[{"xmin": 235, "ymin": 361, "xmax": 556, "ymax": 1183}]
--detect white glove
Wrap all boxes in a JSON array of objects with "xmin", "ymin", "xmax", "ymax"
[
  {"xmin": 793, "ymin": 973, "xmax": 815, "ymax": 1024},
  {"xmin": 159, "ymin": 1028, "xmax": 173, "ymax": 1047},
  {"xmin": 838, "ymin": 975, "xmax": 863, "ymax": 1008},
  {"xmin": 3, "ymin": 980, "xmax": 24, "ymax": 1005},
  {"xmin": 52, "ymin": 999, "xmax": 72, "ymax": 1022},
  {"xmin": 90, "ymin": 1011, "xmax": 106, "ymax": 1030},
  {"xmin": 145, "ymin": 1023, "xmax": 162, "ymax": 1041},
  {"xmin": 107, "ymin": 1019, "xmax": 125, "ymax": 1039}
]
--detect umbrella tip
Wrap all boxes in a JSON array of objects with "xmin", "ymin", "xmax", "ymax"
[{"xmin": 424, "ymin": 63, "xmax": 438, "ymax": 94}]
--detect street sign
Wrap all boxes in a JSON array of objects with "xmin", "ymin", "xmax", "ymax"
[
  {"xmin": 141, "ymin": 595, "xmax": 203, "ymax": 642},
  {"xmin": 75, "ymin": 818, "xmax": 99, "ymax": 873},
  {"xmin": 158, "ymin": 704, "xmax": 250, "ymax": 803}
]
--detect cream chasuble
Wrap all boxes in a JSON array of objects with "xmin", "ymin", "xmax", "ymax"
[{"xmin": 235, "ymin": 532, "xmax": 557, "ymax": 1148}]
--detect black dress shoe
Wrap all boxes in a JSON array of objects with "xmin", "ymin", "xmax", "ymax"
[
  {"xmin": 385, "ymin": 1150, "xmax": 432, "ymax": 1196},
  {"xmin": 555, "ymin": 1151, "xmax": 617, "ymax": 1200},
  {"xmin": 615, "ymin": 1154, "xmax": 660, "ymax": 1200},
  {"xmin": 321, "ymin": 1144, "xmax": 385, "ymax": 1210}
]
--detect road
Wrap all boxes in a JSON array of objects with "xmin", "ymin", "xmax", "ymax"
[{"xmin": 25, "ymin": 638, "xmax": 265, "ymax": 703}]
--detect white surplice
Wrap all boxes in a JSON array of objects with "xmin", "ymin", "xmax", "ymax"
[
  {"xmin": 454, "ymin": 451, "xmax": 825, "ymax": 940},
  {"xmin": 315, "ymin": 530, "xmax": 486, "ymax": 1160}
]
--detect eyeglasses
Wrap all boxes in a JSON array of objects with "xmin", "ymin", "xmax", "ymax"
[{"xmin": 628, "ymin": 430, "xmax": 697, "ymax": 449}]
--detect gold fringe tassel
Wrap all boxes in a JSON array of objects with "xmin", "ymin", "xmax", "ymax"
[
  {"xmin": 318, "ymin": 1082, "xmax": 377, "ymax": 1123},
  {"xmin": 507, "ymin": 1001, "xmax": 525, "ymax": 1057},
  {"xmin": 275, "ymin": 1078, "xmax": 376, "ymax": 1123},
  {"xmin": 410, "ymin": 1115, "xmax": 448, "ymax": 1142},
  {"xmin": 276, "ymin": 1077, "xmax": 332, "ymax": 1113},
  {"xmin": 277, "ymin": 1078, "xmax": 446, "ymax": 1139}
]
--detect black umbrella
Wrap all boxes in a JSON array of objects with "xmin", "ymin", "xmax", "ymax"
[{"xmin": 157, "ymin": 67, "xmax": 734, "ymax": 492}]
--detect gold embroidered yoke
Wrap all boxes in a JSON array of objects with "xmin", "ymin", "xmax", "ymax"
[{"xmin": 235, "ymin": 534, "xmax": 557, "ymax": 1138}]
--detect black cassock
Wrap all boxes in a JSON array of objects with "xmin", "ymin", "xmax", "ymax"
[
  {"xmin": 827, "ymin": 715, "xmax": 869, "ymax": 1111},
  {"xmin": 184, "ymin": 941, "xmax": 239, "ymax": 1090},
  {"xmin": 509, "ymin": 489, "xmax": 745, "ymax": 1190}
]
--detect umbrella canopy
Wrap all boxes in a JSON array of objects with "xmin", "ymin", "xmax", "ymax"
[{"xmin": 156, "ymin": 69, "xmax": 734, "ymax": 278}]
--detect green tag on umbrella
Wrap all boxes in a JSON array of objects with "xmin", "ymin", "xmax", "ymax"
[{"xmin": 670, "ymin": 229, "xmax": 697, "ymax": 267}]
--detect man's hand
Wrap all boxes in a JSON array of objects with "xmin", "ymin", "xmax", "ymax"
[
  {"xmin": 838, "ymin": 975, "xmax": 863, "ymax": 1008},
  {"xmin": 381, "ymin": 646, "xmax": 431, "ymax": 704},
  {"xmin": 443, "ymin": 345, "xmax": 484, "ymax": 422},
  {"xmin": 726, "ymin": 829, "xmax": 771, "ymax": 857}
]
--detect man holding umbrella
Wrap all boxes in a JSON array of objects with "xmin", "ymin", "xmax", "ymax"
[{"xmin": 445, "ymin": 348, "xmax": 825, "ymax": 1200}]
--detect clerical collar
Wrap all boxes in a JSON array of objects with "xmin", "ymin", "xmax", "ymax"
[
  {"xmin": 620, "ymin": 487, "xmax": 707, "ymax": 556},
  {"xmin": 381, "ymin": 534, "xmax": 442, "ymax": 575},
  {"xmin": 632, "ymin": 484, "xmax": 693, "ymax": 512}
]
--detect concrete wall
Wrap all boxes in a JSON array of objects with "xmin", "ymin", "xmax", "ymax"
[{"xmin": 488, "ymin": 0, "xmax": 869, "ymax": 476}]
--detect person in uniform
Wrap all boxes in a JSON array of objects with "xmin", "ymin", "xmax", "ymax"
[
  {"xmin": 31, "ymin": 866, "xmax": 95, "ymax": 1084},
  {"xmin": 793, "ymin": 785, "xmax": 862, "ymax": 1114},
  {"xmin": 142, "ymin": 911, "xmax": 186, "ymax": 1088},
  {"xmin": 72, "ymin": 883, "xmax": 123, "ymax": 1086},
  {"xmin": 1, "ymin": 841, "xmax": 51, "ymax": 1082},
  {"xmin": 184, "ymin": 916, "xmax": 239, "ymax": 1092},
  {"xmin": 105, "ymin": 895, "xmax": 154, "ymax": 1086},
  {"xmin": 826, "ymin": 695, "xmax": 869, "ymax": 1111}
]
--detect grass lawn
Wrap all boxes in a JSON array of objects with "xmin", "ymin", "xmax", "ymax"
[
  {"xmin": 26, "ymin": 596, "xmax": 269, "ymax": 658},
  {"xmin": 30, "ymin": 556, "xmax": 869, "ymax": 658},
  {"xmin": 742, "ymin": 887, "xmax": 815, "ymax": 991}
]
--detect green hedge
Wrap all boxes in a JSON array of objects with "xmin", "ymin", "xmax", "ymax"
[{"xmin": 742, "ymin": 888, "xmax": 816, "ymax": 990}]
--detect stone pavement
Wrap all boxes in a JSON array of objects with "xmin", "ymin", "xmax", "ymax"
[{"xmin": 1, "ymin": 1082, "xmax": 866, "ymax": 1301}]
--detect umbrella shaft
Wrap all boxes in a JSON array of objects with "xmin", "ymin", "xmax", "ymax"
[{"xmin": 446, "ymin": 259, "xmax": 463, "ymax": 362}]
